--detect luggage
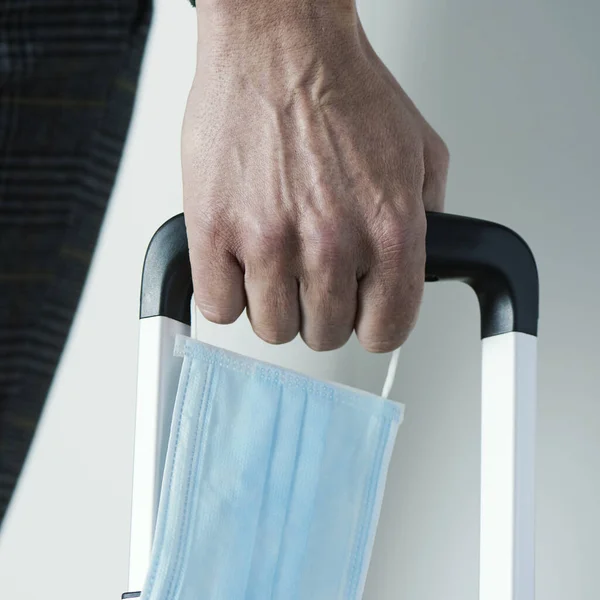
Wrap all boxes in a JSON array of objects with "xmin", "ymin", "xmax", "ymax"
[{"xmin": 122, "ymin": 212, "xmax": 539, "ymax": 600}]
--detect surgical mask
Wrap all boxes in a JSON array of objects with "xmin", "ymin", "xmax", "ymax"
[{"xmin": 141, "ymin": 335, "xmax": 403, "ymax": 600}]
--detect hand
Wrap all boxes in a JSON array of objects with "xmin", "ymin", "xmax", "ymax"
[{"xmin": 182, "ymin": 1, "xmax": 449, "ymax": 352}]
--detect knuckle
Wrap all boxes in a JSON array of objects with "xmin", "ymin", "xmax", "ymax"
[
  {"xmin": 197, "ymin": 302, "xmax": 239, "ymax": 326},
  {"xmin": 358, "ymin": 318, "xmax": 412, "ymax": 353},
  {"xmin": 304, "ymin": 219, "xmax": 351, "ymax": 269},
  {"xmin": 253, "ymin": 324, "xmax": 296, "ymax": 346},
  {"xmin": 301, "ymin": 317, "xmax": 353, "ymax": 352},
  {"xmin": 357, "ymin": 283, "xmax": 422, "ymax": 353},
  {"xmin": 195, "ymin": 205, "xmax": 225, "ymax": 235},
  {"xmin": 302, "ymin": 333, "xmax": 343, "ymax": 353},
  {"xmin": 358, "ymin": 333, "xmax": 403, "ymax": 354},
  {"xmin": 190, "ymin": 206, "xmax": 233, "ymax": 252},
  {"xmin": 246, "ymin": 220, "xmax": 292, "ymax": 261},
  {"xmin": 427, "ymin": 132, "xmax": 450, "ymax": 173},
  {"xmin": 375, "ymin": 215, "xmax": 410, "ymax": 259},
  {"xmin": 380, "ymin": 214, "xmax": 408, "ymax": 243},
  {"xmin": 375, "ymin": 210, "xmax": 426, "ymax": 263}
]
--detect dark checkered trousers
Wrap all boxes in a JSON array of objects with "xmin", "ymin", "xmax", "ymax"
[{"xmin": 0, "ymin": 1, "xmax": 153, "ymax": 524}]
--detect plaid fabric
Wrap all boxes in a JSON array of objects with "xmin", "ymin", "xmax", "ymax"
[{"xmin": 0, "ymin": 0, "xmax": 152, "ymax": 524}]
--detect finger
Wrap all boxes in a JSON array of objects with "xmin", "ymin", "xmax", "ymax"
[
  {"xmin": 243, "ymin": 223, "xmax": 301, "ymax": 345},
  {"xmin": 355, "ymin": 212, "xmax": 426, "ymax": 353},
  {"xmin": 299, "ymin": 271, "xmax": 357, "ymax": 352},
  {"xmin": 298, "ymin": 227, "xmax": 358, "ymax": 352},
  {"xmin": 245, "ymin": 268, "xmax": 300, "ymax": 345},
  {"xmin": 188, "ymin": 222, "xmax": 246, "ymax": 325}
]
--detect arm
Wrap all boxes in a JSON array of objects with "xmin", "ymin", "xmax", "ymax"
[{"xmin": 182, "ymin": 0, "xmax": 449, "ymax": 352}]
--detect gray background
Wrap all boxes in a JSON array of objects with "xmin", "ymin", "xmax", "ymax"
[{"xmin": 0, "ymin": 0, "xmax": 598, "ymax": 598}]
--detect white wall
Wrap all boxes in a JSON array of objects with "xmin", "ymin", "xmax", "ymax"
[{"xmin": 0, "ymin": 1, "xmax": 598, "ymax": 599}]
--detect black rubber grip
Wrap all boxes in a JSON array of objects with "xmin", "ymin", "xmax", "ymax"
[{"xmin": 139, "ymin": 212, "xmax": 538, "ymax": 338}]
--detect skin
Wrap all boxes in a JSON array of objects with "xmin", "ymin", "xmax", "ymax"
[{"xmin": 182, "ymin": 0, "xmax": 449, "ymax": 353}]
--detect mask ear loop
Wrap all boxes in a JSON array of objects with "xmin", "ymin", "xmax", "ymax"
[{"xmin": 381, "ymin": 347, "xmax": 401, "ymax": 399}]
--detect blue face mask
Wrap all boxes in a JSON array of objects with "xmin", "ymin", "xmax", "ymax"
[{"xmin": 140, "ymin": 336, "xmax": 403, "ymax": 600}]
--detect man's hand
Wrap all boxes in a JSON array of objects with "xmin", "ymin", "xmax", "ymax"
[{"xmin": 182, "ymin": 0, "xmax": 449, "ymax": 352}]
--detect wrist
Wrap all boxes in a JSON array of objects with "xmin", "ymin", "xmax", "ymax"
[
  {"xmin": 195, "ymin": 0, "xmax": 359, "ymax": 63},
  {"xmin": 195, "ymin": 0, "xmax": 356, "ymax": 23}
]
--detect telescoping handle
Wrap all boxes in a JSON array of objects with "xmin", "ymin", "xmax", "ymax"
[{"xmin": 124, "ymin": 212, "xmax": 539, "ymax": 600}]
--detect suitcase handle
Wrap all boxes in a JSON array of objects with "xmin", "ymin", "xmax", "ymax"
[
  {"xmin": 127, "ymin": 211, "xmax": 539, "ymax": 600},
  {"xmin": 139, "ymin": 211, "xmax": 538, "ymax": 337}
]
